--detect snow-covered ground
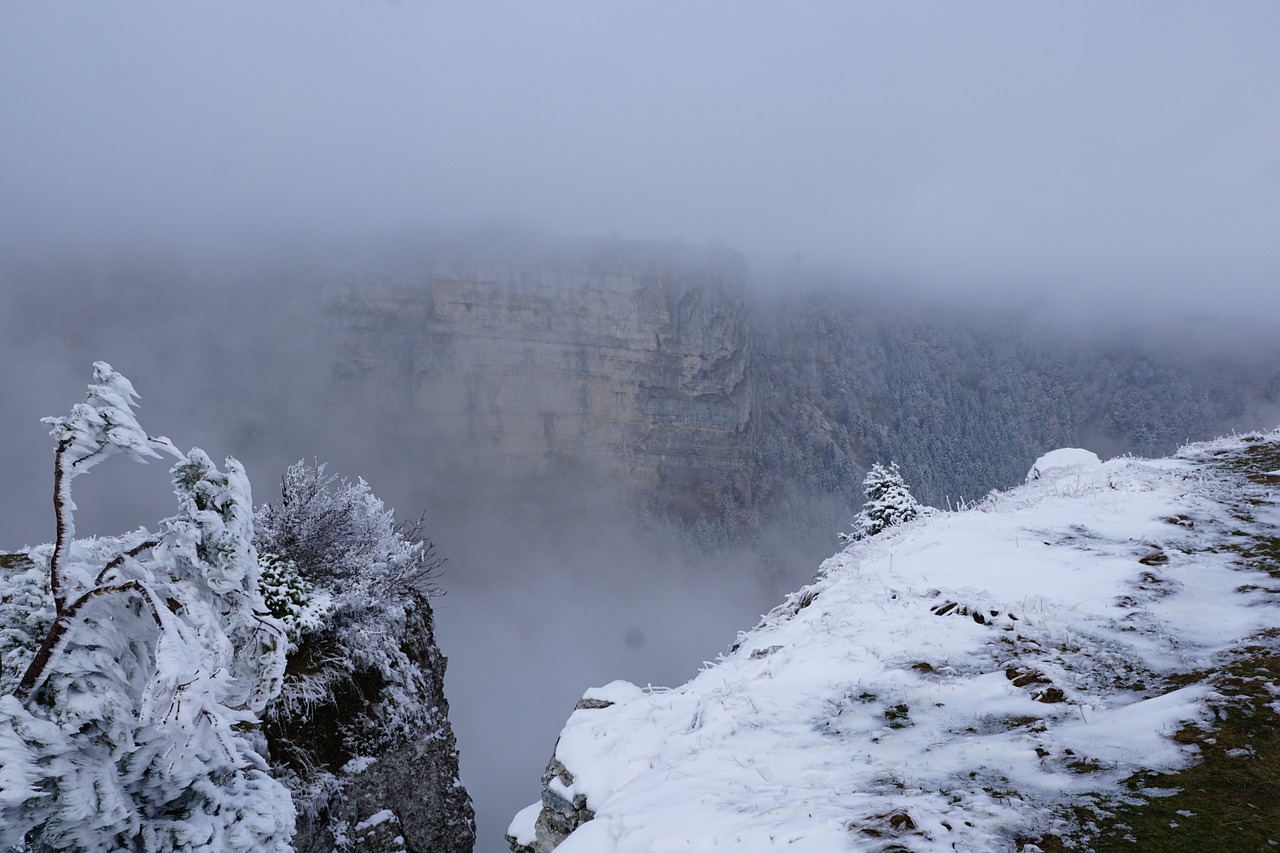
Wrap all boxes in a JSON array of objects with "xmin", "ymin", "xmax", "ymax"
[{"xmin": 509, "ymin": 434, "xmax": 1280, "ymax": 851}]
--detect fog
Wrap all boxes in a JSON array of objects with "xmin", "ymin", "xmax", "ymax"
[
  {"xmin": 4, "ymin": 2, "xmax": 1280, "ymax": 319},
  {"xmin": 3, "ymin": 3, "xmax": 1280, "ymax": 849},
  {"xmin": 0, "ymin": 261, "xmax": 812, "ymax": 848}
]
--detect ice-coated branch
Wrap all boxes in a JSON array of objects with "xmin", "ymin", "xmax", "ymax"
[
  {"xmin": 13, "ymin": 580, "xmax": 166, "ymax": 702},
  {"xmin": 94, "ymin": 539, "xmax": 161, "ymax": 585},
  {"xmin": 4, "ymin": 362, "xmax": 296, "ymax": 852},
  {"xmin": 41, "ymin": 362, "xmax": 162, "ymax": 613},
  {"xmin": 48, "ymin": 437, "xmax": 72, "ymax": 614}
]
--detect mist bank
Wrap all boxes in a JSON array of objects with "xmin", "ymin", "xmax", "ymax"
[
  {"xmin": 3, "ymin": 231, "xmax": 1278, "ymax": 848},
  {"xmin": 3, "ymin": 229, "xmax": 1278, "ymax": 545},
  {"xmin": 5, "ymin": 3, "xmax": 1279, "ymax": 328}
]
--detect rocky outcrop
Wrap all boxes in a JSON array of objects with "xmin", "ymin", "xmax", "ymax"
[
  {"xmin": 505, "ymin": 757, "xmax": 595, "ymax": 853},
  {"xmin": 254, "ymin": 460, "xmax": 475, "ymax": 853},
  {"xmin": 270, "ymin": 597, "xmax": 475, "ymax": 853},
  {"xmin": 505, "ymin": 697, "xmax": 616, "ymax": 853}
]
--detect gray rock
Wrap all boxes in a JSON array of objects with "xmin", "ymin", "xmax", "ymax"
[
  {"xmin": 506, "ymin": 699, "xmax": 621, "ymax": 853},
  {"xmin": 275, "ymin": 599, "xmax": 476, "ymax": 853}
]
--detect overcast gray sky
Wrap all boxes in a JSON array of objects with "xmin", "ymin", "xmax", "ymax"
[{"xmin": 3, "ymin": 2, "xmax": 1279, "ymax": 317}]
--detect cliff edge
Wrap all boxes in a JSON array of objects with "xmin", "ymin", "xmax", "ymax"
[{"xmin": 509, "ymin": 432, "xmax": 1280, "ymax": 851}]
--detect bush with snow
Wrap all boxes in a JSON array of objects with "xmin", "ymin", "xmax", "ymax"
[
  {"xmin": 0, "ymin": 362, "xmax": 294, "ymax": 852},
  {"xmin": 258, "ymin": 553, "xmax": 332, "ymax": 652},
  {"xmin": 253, "ymin": 462, "xmax": 449, "ymax": 820}
]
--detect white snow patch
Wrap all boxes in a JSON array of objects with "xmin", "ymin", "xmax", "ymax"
[
  {"xmin": 355, "ymin": 809, "xmax": 398, "ymax": 831},
  {"xmin": 1026, "ymin": 447, "xmax": 1103, "ymax": 482},
  {"xmin": 342, "ymin": 756, "xmax": 377, "ymax": 775},
  {"xmin": 507, "ymin": 802, "xmax": 541, "ymax": 846},
  {"xmin": 582, "ymin": 680, "xmax": 645, "ymax": 705}
]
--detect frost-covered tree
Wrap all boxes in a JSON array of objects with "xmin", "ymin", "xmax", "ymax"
[
  {"xmin": 0, "ymin": 362, "xmax": 294, "ymax": 852},
  {"xmin": 843, "ymin": 461, "xmax": 926, "ymax": 542}
]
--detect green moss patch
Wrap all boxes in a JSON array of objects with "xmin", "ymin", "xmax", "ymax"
[
  {"xmin": 0, "ymin": 553, "xmax": 33, "ymax": 571},
  {"xmin": 1051, "ymin": 651, "xmax": 1280, "ymax": 850}
]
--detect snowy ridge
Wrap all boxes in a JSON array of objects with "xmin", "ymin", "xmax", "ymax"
[{"xmin": 510, "ymin": 434, "xmax": 1280, "ymax": 852}]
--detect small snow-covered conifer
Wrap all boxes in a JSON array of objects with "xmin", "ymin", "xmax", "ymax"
[
  {"xmin": 844, "ymin": 462, "xmax": 925, "ymax": 541},
  {"xmin": 258, "ymin": 553, "xmax": 332, "ymax": 652}
]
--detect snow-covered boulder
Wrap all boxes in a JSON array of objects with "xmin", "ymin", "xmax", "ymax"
[
  {"xmin": 508, "ymin": 682, "xmax": 645, "ymax": 853},
  {"xmin": 1025, "ymin": 447, "xmax": 1102, "ymax": 482},
  {"xmin": 511, "ymin": 432, "xmax": 1280, "ymax": 852}
]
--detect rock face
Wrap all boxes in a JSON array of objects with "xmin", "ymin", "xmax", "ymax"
[
  {"xmin": 254, "ymin": 461, "xmax": 475, "ymax": 853},
  {"xmin": 282, "ymin": 600, "xmax": 476, "ymax": 853},
  {"xmin": 506, "ymin": 756, "xmax": 596, "ymax": 853},
  {"xmin": 327, "ymin": 240, "xmax": 754, "ymax": 520},
  {"xmin": 505, "ymin": 697, "xmax": 616, "ymax": 853}
]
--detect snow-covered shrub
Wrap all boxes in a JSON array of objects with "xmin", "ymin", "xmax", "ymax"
[
  {"xmin": 259, "ymin": 553, "xmax": 333, "ymax": 652},
  {"xmin": 254, "ymin": 462, "xmax": 448, "ymax": 818},
  {"xmin": 843, "ymin": 461, "xmax": 927, "ymax": 541},
  {"xmin": 0, "ymin": 362, "xmax": 294, "ymax": 853},
  {"xmin": 255, "ymin": 462, "xmax": 440, "ymax": 597}
]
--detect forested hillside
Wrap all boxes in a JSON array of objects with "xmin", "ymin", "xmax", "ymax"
[{"xmin": 750, "ymin": 285, "xmax": 1280, "ymax": 512}]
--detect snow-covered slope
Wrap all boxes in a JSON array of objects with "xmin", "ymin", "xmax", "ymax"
[{"xmin": 509, "ymin": 433, "xmax": 1280, "ymax": 852}]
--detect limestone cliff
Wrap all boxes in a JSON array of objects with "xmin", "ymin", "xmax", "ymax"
[{"xmin": 327, "ymin": 240, "xmax": 755, "ymax": 520}]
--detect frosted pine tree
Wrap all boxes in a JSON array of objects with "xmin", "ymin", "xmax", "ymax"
[
  {"xmin": 0, "ymin": 362, "xmax": 295, "ymax": 852},
  {"xmin": 844, "ymin": 461, "xmax": 926, "ymax": 542}
]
